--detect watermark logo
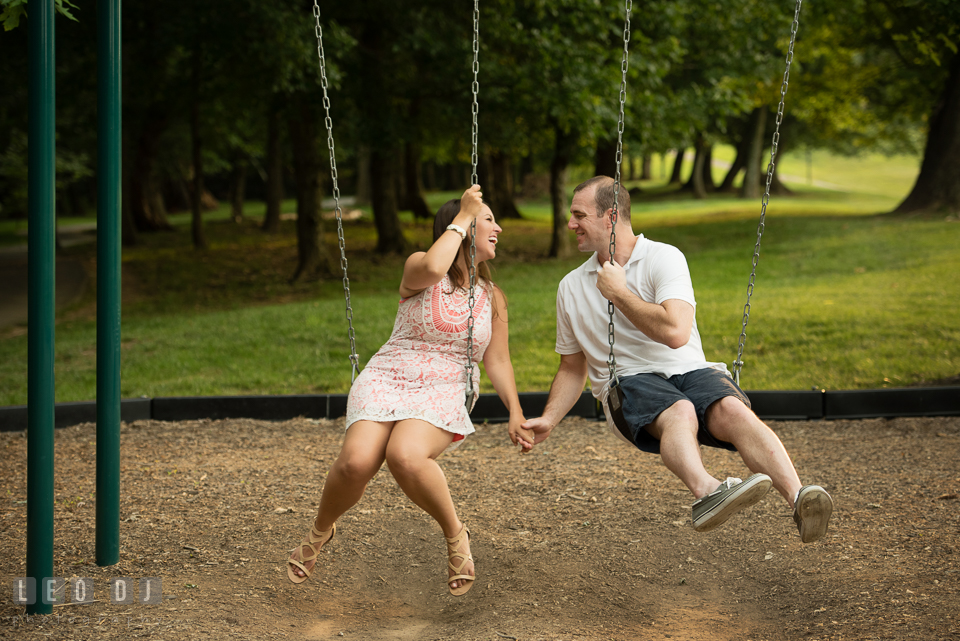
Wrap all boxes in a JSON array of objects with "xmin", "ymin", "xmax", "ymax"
[{"xmin": 11, "ymin": 578, "xmax": 161, "ymax": 606}]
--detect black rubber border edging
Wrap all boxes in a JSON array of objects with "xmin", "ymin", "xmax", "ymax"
[
  {"xmin": 0, "ymin": 387, "xmax": 957, "ymax": 432},
  {"xmin": 0, "ymin": 398, "xmax": 153, "ymax": 432}
]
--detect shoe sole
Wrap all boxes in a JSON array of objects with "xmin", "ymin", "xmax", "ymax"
[
  {"xmin": 694, "ymin": 474, "xmax": 773, "ymax": 533},
  {"xmin": 796, "ymin": 486, "xmax": 834, "ymax": 543}
]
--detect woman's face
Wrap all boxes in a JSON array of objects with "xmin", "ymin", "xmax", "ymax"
[{"xmin": 469, "ymin": 205, "xmax": 502, "ymax": 262}]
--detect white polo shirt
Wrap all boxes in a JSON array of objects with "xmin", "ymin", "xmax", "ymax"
[{"xmin": 555, "ymin": 234, "xmax": 729, "ymax": 404}]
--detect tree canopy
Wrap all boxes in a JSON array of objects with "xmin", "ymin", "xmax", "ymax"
[{"xmin": 1, "ymin": 0, "xmax": 957, "ymax": 261}]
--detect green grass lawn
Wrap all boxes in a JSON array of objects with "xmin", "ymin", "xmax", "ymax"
[{"xmin": 1, "ymin": 149, "xmax": 957, "ymax": 405}]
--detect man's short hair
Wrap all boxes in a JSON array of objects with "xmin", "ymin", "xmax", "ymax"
[{"xmin": 573, "ymin": 176, "xmax": 631, "ymax": 224}]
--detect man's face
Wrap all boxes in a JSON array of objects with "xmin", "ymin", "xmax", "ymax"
[{"xmin": 568, "ymin": 186, "xmax": 610, "ymax": 254}]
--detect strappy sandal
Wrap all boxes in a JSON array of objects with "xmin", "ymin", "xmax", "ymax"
[
  {"xmin": 287, "ymin": 522, "xmax": 336, "ymax": 584},
  {"xmin": 445, "ymin": 524, "xmax": 474, "ymax": 596}
]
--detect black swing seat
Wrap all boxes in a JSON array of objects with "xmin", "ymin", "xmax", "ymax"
[{"xmin": 607, "ymin": 379, "xmax": 633, "ymax": 442}]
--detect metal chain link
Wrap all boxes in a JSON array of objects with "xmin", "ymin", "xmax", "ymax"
[
  {"xmin": 733, "ymin": 0, "xmax": 802, "ymax": 386},
  {"xmin": 313, "ymin": 1, "xmax": 360, "ymax": 383},
  {"xmin": 465, "ymin": 0, "xmax": 480, "ymax": 409},
  {"xmin": 607, "ymin": 0, "xmax": 632, "ymax": 385}
]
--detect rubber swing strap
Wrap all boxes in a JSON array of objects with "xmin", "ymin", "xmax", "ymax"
[{"xmin": 607, "ymin": 381, "xmax": 633, "ymax": 443}]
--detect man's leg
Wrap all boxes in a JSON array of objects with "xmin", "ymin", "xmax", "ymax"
[
  {"xmin": 645, "ymin": 399, "xmax": 773, "ymax": 532},
  {"xmin": 645, "ymin": 400, "xmax": 721, "ymax": 498},
  {"xmin": 705, "ymin": 396, "xmax": 833, "ymax": 542},
  {"xmin": 704, "ymin": 397, "xmax": 801, "ymax": 506}
]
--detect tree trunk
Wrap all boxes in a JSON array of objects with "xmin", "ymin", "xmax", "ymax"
[
  {"xmin": 741, "ymin": 107, "xmax": 768, "ymax": 200},
  {"xmin": 685, "ymin": 135, "xmax": 712, "ymax": 197},
  {"xmin": 894, "ymin": 53, "xmax": 960, "ymax": 214},
  {"xmin": 669, "ymin": 148, "xmax": 685, "ymax": 184},
  {"xmin": 129, "ymin": 111, "xmax": 173, "ymax": 231},
  {"xmin": 173, "ymin": 176, "xmax": 191, "ymax": 213},
  {"xmin": 690, "ymin": 137, "xmax": 707, "ymax": 200},
  {"xmin": 230, "ymin": 159, "xmax": 247, "ymax": 223},
  {"xmin": 288, "ymin": 96, "xmax": 330, "ymax": 281},
  {"xmin": 490, "ymin": 151, "xmax": 522, "ymax": 219},
  {"xmin": 190, "ymin": 44, "xmax": 207, "ymax": 250},
  {"xmin": 700, "ymin": 144, "xmax": 715, "ymax": 192},
  {"xmin": 594, "ymin": 137, "xmax": 618, "ymax": 178},
  {"xmin": 370, "ymin": 147, "xmax": 406, "ymax": 254},
  {"xmin": 475, "ymin": 152, "xmax": 489, "ymax": 189},
  {"xmin": 422, "ymin": 159, "xmax": 436, "ymax": 191},
  {"xmin": 355, "ymin": 146, "xmax": 372, "ymax": 206},
  {"xmin": 549, "ymin": 126, "xmax": 577, "ymax": 258},
  {"xmin": 402, "ymin": 142, "xmax": 432, "ymax": 220},
  {"xmin": 358, "ymin": 22, "xmax": 406, "ymax": 253},
  {"xmin": 261, "ymin": 98, "xmax": 284, "ymax": 232},
  {"xmin": 641, "ymin": 154, "xmax": 652, "ymax": 180},
  {"xmin": 519, "ymin": 153, "xmax": 534, "ymax": 192},
  {"xmin": 718, "ymin": 128, "xmax": 749, "ymax": 192},
  {"xmin": 394, "ymin": 147, "xmax": 407, "ymax": 213}
]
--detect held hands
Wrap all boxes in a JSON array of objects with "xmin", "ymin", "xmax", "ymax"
[
  {"xmin": 596, "ymin": 259, "xmax": 627, "ymax": 301},
  {"xmin": 517, "ymin": 416, "xmax": 556, "ymax": 451},
  {"xmin": 508, "ymin": 416, "xmax": 534, "ymax": 454}
]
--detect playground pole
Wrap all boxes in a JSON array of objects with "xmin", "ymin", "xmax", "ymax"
[
  {"xmin": 26, "ymin": 0, "xmax": 56, "ymax": 616},
  {"xmin": 96, "ymin": 0, "xmax": 122, "ymax": 567}
]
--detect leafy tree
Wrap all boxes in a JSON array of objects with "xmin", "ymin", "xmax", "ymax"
[
  {"xmin": 0, "ymin": 2, "xmax": 95, "ymax": 225},
  {"xmin": 320, "ymin": 0, "xmax": 471, "ymax": 254},
  {"xmin": 1, "ymin": 0, "xmax": 77, "ymax": 31},
  {"xmin": 478, "ymin": 0, "xmax": 631, "ymax": 257},
  {"xmin": 790, "ymin": 0, "xmax": 959, "ymax": 213},
  {"xmin": 652, "ymin": 0, "xmax": 798, "ymax": 198}
]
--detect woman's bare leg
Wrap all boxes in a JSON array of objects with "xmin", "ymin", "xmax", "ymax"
[
  {"xmin": 384, "ymin": 420, "xmax": 473, "ymax": 590},
  {"xmin": 288, "ymin": 420, "xmax": 392, "ymax": 579}
]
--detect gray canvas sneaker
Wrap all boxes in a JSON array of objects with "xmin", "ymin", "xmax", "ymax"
[
  {"xmin": 793, "ymin": 485, "xmax": 834, "ymax": 543},
  {"xmin": 692, "ymin": 473, "xmax": 773, "ymax": 532}
]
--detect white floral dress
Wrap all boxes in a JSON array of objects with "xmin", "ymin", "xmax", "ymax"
[{"xmin": 345, "ymin": 274, "xmax": 493, "ymax": 452}]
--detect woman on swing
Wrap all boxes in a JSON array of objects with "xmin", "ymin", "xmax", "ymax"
[{"xmin": 286, "ymin": 185, "xmax": 532, "ymax": 596}]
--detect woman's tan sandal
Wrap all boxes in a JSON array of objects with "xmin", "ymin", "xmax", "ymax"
[
  {"xmin": 445, "ymin": 524, "xmax": 474, "ymax": 596},
  {"xmin": 287, "ymin": 522, "xmax": 336, "ymax": 584}
]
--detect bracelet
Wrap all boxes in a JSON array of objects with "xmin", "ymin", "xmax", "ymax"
[{"xmin": 446, "ymin": 224, "xmax": 467, "ymax": 240}]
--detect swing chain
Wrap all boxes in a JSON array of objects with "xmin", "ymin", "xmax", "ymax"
[
  {"xmin": 313, "ymin": 1, "xmax": 359, "ymax": 383},
  {"xmin": 733, "ymin": 0, "xmax": 802, "ymax": 386},
  {"xmin": 607, "ymin": 0, "xmax": 632, "ymax": 385},
  {"xmin": 470, "ymin": 0, "xmax": 480, "ymax": 188},
  {"xmin": 465, "ymin": 0, "xmax": 480, "ymax": 408}
]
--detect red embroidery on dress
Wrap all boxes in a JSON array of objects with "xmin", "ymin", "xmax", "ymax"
[
  {"xmin": 431, "ymin": 282, "xmax": 473, "ymax": 334},
  {"xmin": 345, "ymin": 274, "xmax": 493, "ymax": 444}
]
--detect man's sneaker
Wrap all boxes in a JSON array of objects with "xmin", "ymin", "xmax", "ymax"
[
  {"xmin": 793, "ymin": 485, "xmax": 834, "ymax": 543},
  {"xmin": 692, "ymin": 473, "xmax": 773, "ymax": 532}
]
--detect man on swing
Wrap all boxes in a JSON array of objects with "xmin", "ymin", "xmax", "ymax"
[{"xmin": 522, "ymin": 175, "xmax": 834, "ymax": 542}]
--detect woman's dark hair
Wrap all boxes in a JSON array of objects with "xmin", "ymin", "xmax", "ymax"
[{"xmin": 433, "ymin": 198, "xmax": 493, "ymax": 291}]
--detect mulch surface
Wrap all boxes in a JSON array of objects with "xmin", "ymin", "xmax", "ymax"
[{"xmin": 2, "ymin": 415, "xmax": 959, "ymax": 640}]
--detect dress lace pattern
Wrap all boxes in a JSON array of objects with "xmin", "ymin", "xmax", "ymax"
[{"xmin": 346, "ymin": 274, "xmax": 493, "ymax": 449}]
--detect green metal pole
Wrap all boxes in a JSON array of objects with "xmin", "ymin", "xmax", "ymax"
[
  {"xmin": 26, "ymin": 0, "xmax": 56, "ymax": 616},
  {"xmin": 96, "ymin": 0, "xmax": 122, "ymax": 567}
]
